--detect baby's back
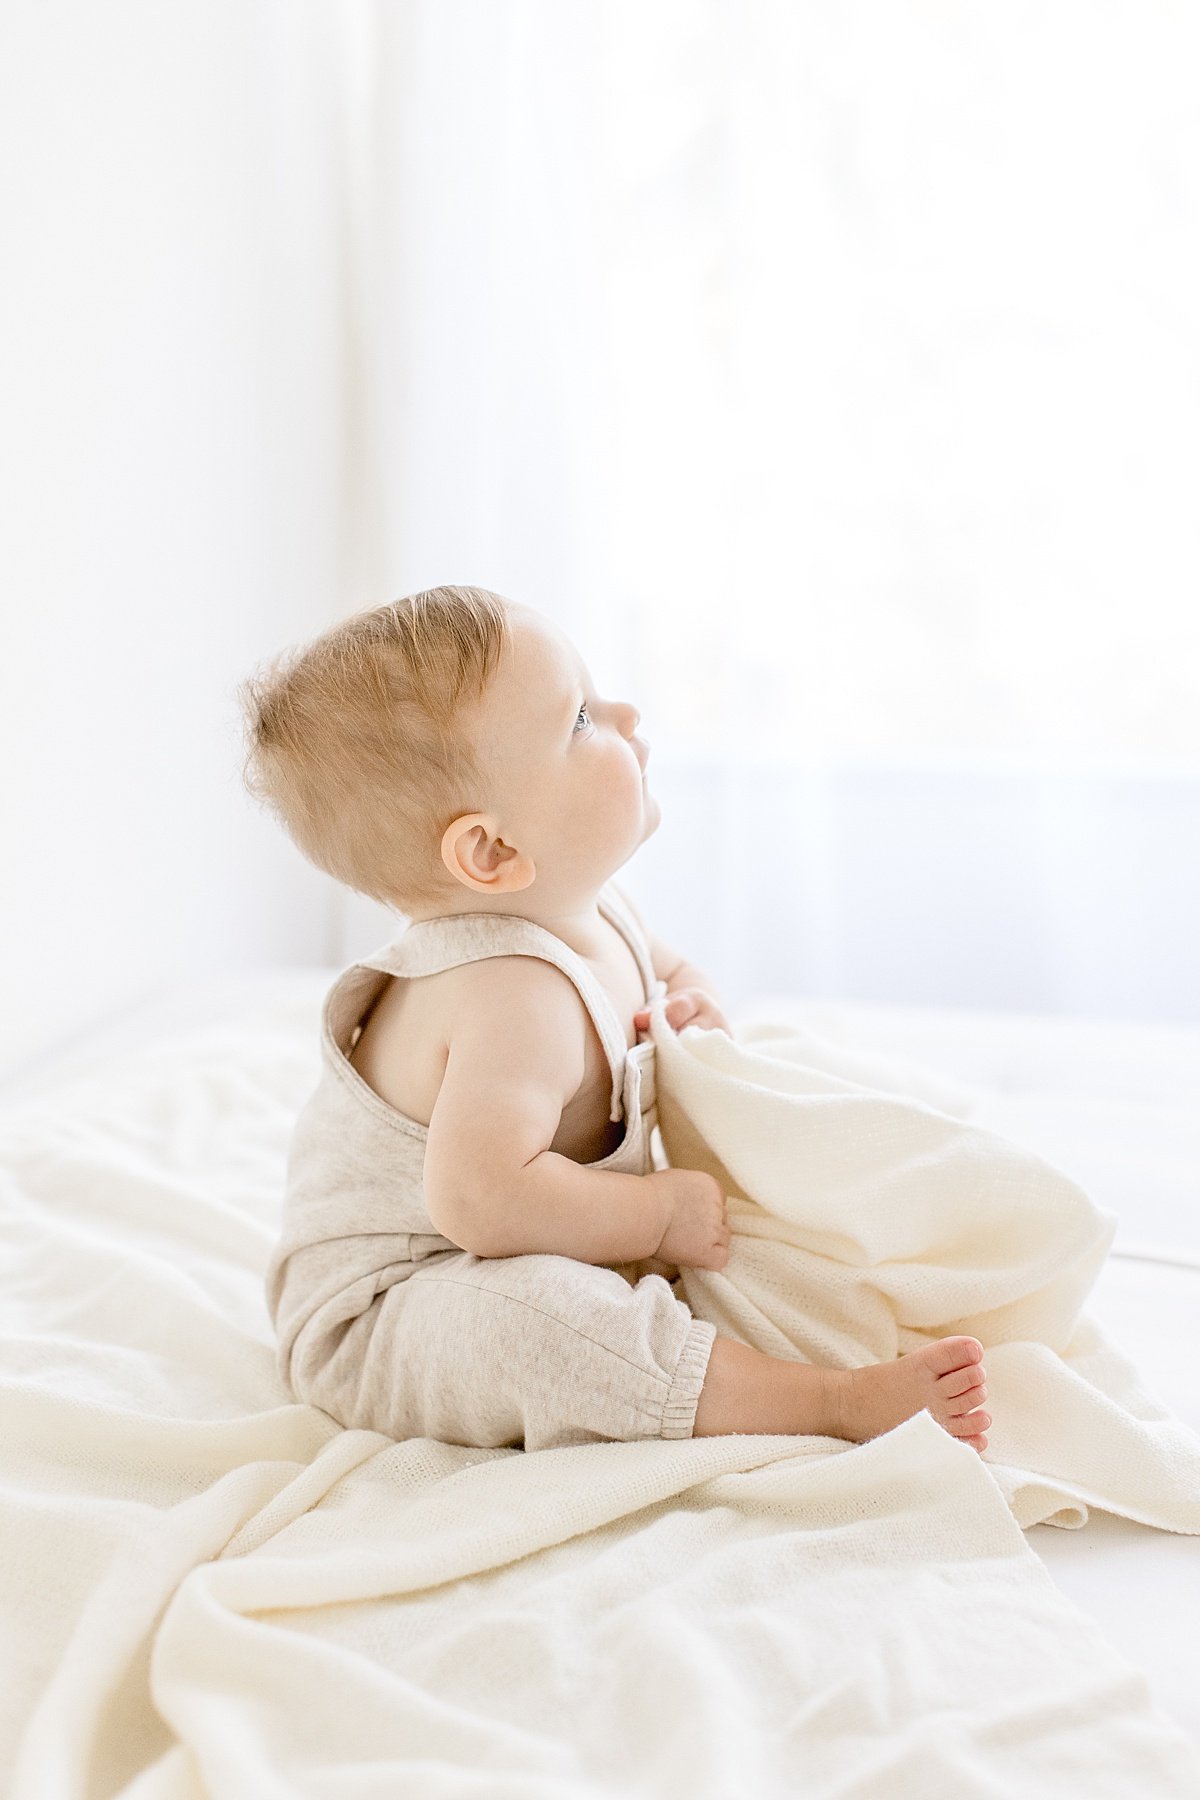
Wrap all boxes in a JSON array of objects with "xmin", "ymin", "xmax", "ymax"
[{"xmin": 347, "ymin": 924, "xmax": 647, "ymax": 1165}]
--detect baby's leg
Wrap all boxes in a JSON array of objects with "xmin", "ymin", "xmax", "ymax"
[
  {"xmin": 693, "ymin": 1335, "xmax": 990, "ymax": 1453},
  {"xmin": 319, "ymin": 1249, "xmax": 719, "ymax": 1452},
  {"xmin": 301, "ymin": 1253, "xmax": 986, "ymax": 1454}
]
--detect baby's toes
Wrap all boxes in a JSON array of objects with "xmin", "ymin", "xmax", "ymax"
[
  {"xmin": 941, "ymin": 1363, "xmax": 987, "ymax": 1398},
  {"xmin": 947, "ymin": 1406, "xmax": 991, "ymax": 1437},
  {"xmin": 946, "ymin": 1381, "xmax": 987, "ymax": 1417},
  {"xmin": 926, "ymin": 1335, "xmax": 984, "ymax": 1379}
]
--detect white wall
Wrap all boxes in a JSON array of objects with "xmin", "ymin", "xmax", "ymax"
[{"xmin": 0, "ymin": 3, "xmax": 364, "ymax": 1089}]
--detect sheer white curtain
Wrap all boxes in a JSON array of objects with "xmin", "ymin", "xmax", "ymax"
[
  {"xmin": 338, "ymin": 0, "xmax": 1200, "ymax": 1022},
  {"xmin": 5, "ymin": 2, "xmax": 1198, "ymax": 1097}
]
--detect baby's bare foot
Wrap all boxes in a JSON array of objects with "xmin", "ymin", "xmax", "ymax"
[{"xmin": 830, "ymin": 1336, "xmax": 990, "ymax": 1454}]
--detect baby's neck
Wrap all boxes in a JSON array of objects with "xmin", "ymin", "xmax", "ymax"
[{"xmin": 407, "ymin": 891, "xmax": 612, "ymax": 961}]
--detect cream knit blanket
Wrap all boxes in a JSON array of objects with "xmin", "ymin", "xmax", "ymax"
[
  {"xmin": 6, "ymin": 992, "xmax": 1200, "ymax": 1796},
  {"xmin": 648, "ymin": 997, "xmax": 1200, "ymax": 1533}
]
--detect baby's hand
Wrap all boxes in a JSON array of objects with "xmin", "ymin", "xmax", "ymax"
[
  {"xmin": 634, "ymin": 987, "xmax": 732, "ymax": 1038},
  {"xmin": 651, "ymin": 1168, "xmax": 731, "ymax": 1271}
]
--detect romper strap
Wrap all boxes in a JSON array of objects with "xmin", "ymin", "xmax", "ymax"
[{"xmin": 598, "ymin": 882, "xmax": 658, "ymax": 1002}]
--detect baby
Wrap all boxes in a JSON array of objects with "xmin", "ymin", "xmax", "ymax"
[{"xmin": 241, "ymin": 585, "xmax": 990, "ymax": 1454}]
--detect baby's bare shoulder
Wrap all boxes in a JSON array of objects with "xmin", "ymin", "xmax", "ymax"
[
  {"xmin": 442, "ymin": 952, "xmax": 589, "ymax": 1040},
  {"xmin": 428, "ymin": 955, "xmax": 592, "ymax": 1150},
  {"xmin": 354, "ymin": 953, "xmax": 590, "ymax": 1126}
]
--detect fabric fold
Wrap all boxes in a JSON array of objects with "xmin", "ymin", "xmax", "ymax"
[{"xmin": 649, "ymin": 999, "xmax": 1200, "ymax": 1534}]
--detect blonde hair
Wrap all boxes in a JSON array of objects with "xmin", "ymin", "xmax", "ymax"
[{"xmin": 236, "ymin": 585, "xmax": 513, "ymax": 915}]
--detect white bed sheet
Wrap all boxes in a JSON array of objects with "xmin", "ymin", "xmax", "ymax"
[{"xmin": 2, "ymin": 971, "xmax": 1198, "ymax": 1791}]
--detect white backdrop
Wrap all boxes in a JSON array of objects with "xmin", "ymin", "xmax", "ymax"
[
  {"xmin": 333, "ymin": 0, "xmax": 1200, "ymax": 1022},
  {"xmin": 3, "ymin": 1, "xmax": 1199, "ymax": 1096},
  {"xmin": 0, "ymin": 4, "xmax": 362, "ymax": 1089}
]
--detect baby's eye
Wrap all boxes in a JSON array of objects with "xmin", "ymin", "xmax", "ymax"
[{"xmin": 573, "ymin": 702, "xmax": 592, "ymax": 735}]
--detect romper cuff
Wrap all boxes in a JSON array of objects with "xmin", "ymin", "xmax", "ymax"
[{"xmin": 660, "ymin": 1316, "xmax": 718, "ymax": 1439}]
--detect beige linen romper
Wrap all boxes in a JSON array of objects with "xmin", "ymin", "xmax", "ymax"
[{"xmin": 264, "ymin": 883, "xmax": 718, "ymax": 1452}]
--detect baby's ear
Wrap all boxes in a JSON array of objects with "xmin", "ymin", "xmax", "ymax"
[{"xmin": 440, "ymin": 814, "xmax": 536, "ymax": 894}]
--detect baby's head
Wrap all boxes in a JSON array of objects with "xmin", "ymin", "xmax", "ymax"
[{"xmin": 237, "ymin": 585, "xmax": 658, "ymax": 922}]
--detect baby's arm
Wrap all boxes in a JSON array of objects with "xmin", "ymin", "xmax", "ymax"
[{"xmin": 422, "ymin": 958, "xmax": 675, "ymax": 1265}]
